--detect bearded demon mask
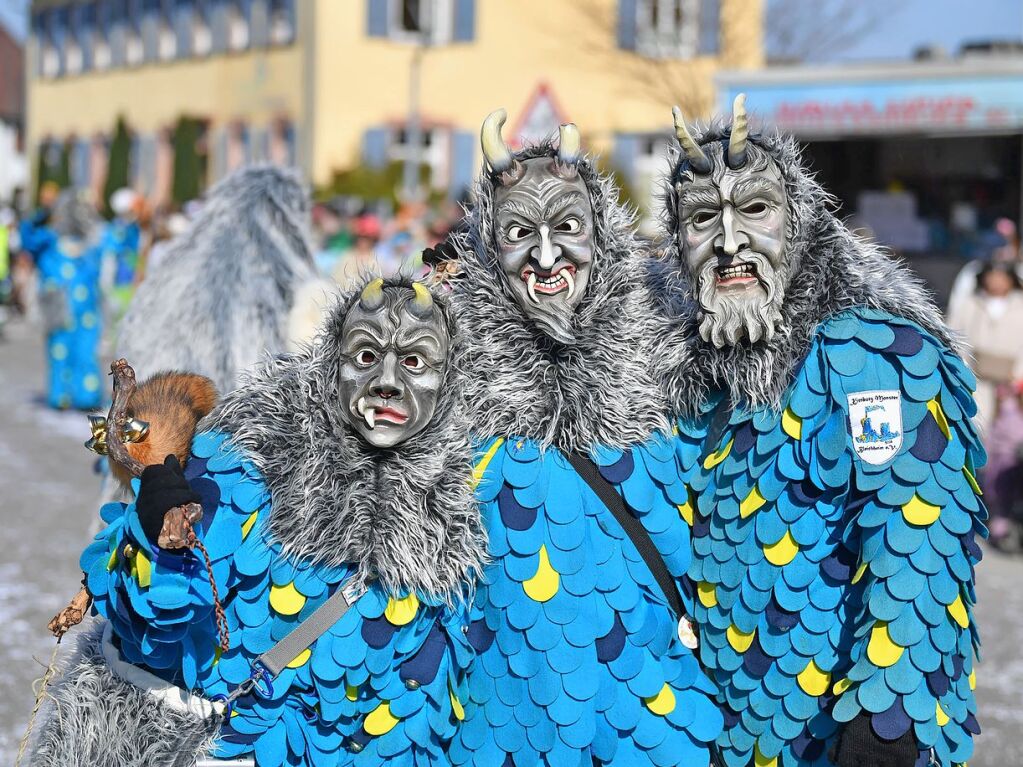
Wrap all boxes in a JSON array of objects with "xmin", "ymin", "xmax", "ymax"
[
  {"xmin": 672, "ymin": 95, "xmax": 790, "ymax": 348},
  {"xmin": 481, "ymin": 109, "xmax": 595, "ymax": 344}
]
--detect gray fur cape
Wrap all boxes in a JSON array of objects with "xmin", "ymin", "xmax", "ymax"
[
  {"xmin": 207, "ymin": 278, "xmax": 487, "ymax": 600},
  {"xmin": 654, "ymin": 123, "xmax": 958, "ymax": 418},
  {"xmin": 451, "ymin": 143, "xmax": 669, "ymax": 452},
  {"xmin": 117, "ymin": 166, "xmax": 319, "ymax": 394}
]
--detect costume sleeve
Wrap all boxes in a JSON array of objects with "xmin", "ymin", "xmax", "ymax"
[
  {"xmin": 79, "ymin": 430, "xmax": 265, "ymax": 682},
  {"xmin": 816, "ymin": 314, "xmax": 985, "ymax": 766}
]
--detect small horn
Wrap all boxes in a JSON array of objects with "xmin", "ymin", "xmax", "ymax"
[
  {"xmin": 727, "ymin": 93, "xmax": 748, "ymax": 169},
  {"xmin": 558, "ymin": 123, "xmax": 581, "ymax": 166},
  {"xmin": 409, "ymin": 282, "xmax": 435, "ymax": 317},
  {"xmin": 360, "ymin": 277, "xmax": 385, "ymax": 310},
  {"xmin": 481, "ymin": 109, "xmax": 514, "ymax": 174},
  {"xmin": 672, "ymin": 106, "xmax": 711, "ymax": 174}
]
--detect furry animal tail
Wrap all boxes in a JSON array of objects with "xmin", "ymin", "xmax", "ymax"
[
  {"xmin": 27, "ymin": 621, "xmax": 220, "ymax": 767},
  {"xmin": 109, "ymin": 371, "xmax": 218, "ymax": 487}
]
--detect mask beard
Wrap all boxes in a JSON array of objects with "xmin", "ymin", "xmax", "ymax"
[{"xmin": 696, "ymin": 252, "xmax": 785, "ymax": 348}]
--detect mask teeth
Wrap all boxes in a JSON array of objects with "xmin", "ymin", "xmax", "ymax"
[
  {"xmin": 357, "ymin": 396, "xmax": 376, "ymax": 429},
  {"xmin": 526, "ymin": 272, "xmax": 540, "ymax": 304},
  {"xmin": 563, "ymin": 269, "xmax": 575, "ymax": 300}
]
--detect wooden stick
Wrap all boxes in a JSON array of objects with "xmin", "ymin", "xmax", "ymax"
[{"xmin": 106, "ymin": 358, "xmax": 145, "ymax": 478}]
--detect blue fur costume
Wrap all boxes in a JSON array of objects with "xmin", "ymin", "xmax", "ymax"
[
  {"xmin": 676, "ymin": 310, "xmax": 984, "ymax": 767},
  {"xmin": 80, "ymin": 430, "xmax": 472, "ymax": 766}
]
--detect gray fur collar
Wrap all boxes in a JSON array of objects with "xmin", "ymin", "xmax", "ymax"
[
  {"xmin": 206, "ymin": 282, "xmax": 486, "ymax": 602},
  {"xmin": 451, "ymin": 143, "xmax": 669, "ymax": 452},
  {"xmin": 655, "ymin": 124, "xmax": 958, "ymax": 418}
]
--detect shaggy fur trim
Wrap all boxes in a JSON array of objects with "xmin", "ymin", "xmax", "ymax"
[
  {"xmin": 28, "ymin": 621, "xmax": 219, "ymax": 767},
  {"xmin": 206, "ymin": 277, "xmax": 486, "ymax": 602},
  {"xmin": 654, "ymin": 121, "xmax": 959, "ymax": 417},
  {"xmin": 117, "ymin": 166, "xmax": 319, "ymax": 394},
  {"xmin": 450, "ymin": 143, "xmax": 669, "ymax": 451}
]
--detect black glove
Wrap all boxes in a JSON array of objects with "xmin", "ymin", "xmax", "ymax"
[
  {"xmin": 135, "ymin": 454, "xmax": 200, "ymax": 546},
  {"xmin": 830, "ymin": 713, "xmax": 921, "ymax": 767}
]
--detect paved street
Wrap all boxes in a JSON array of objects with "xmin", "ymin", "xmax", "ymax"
[{"xmin": 0, "ymin": 316, "xmax": 1020, "ymax": 764}]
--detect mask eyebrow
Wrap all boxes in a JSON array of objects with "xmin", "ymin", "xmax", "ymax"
[
  {"xmin": 679, "ymin": 186, "xmax": 720, "ymax": 211},
  {"xmin": 497, "ymin": 198, "xmax": 539, "ymax": 222},
  {"xmin": 729, "ymin": 176, "xmax": 781, "ymax": 201},
  {"xmin": 543, "ymin": 191, "xmax": 587, "ymax": 221}
]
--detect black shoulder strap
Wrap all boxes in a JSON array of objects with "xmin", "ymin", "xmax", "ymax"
[{"xmin": 566, "ymin": 451, "xmax": 687, "ymax": 621}]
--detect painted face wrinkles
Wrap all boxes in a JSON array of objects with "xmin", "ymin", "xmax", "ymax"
[
  {"xmin": 678, "ymin": 144, "xmax": 789, "ymax": 347},
  {"xmin": 493, "ymin": 157, "xmax": 594, "ymax": 343},
  {"xmin": 338, "ymin": 301, "xmax": 449, "ymax": 449}
]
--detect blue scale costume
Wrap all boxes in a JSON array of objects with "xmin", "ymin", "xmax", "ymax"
[
  {"xmin": 453, "ymin": 435, "xmax": 723, "ymax": 766},
  {"xmin": 21, "ymin": 218, "xmax": 103, "ymax": 410},
  {"xmin": 80, "ymin": 430, "xmax": 473, "ymax": 766},
  {"xmin": 676, "ymin": 308, "xmax": 985, "ymax": 767}
]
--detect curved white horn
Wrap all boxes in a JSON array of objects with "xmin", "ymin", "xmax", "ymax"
[
  {"xmin": 727, "ymin": 93, "xmax": 749, "ymax": 169},
  {"xmin": 672, "ymin": 106, "xmax": 711, "ymax": 173},
  {"xmin": 481, "ymin": 109, "xmax": 514, "ymax": 173},
  {"xmin": 558, "ymin": 123, "xmax": 581, "ymax": 165}
]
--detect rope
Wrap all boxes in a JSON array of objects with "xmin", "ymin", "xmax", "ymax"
[{"xmin": 15, "ymin": 640, "xmax": 62, "ymax": 767}]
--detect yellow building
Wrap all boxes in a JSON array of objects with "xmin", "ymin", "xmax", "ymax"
[{"xmin": 27, "ymin": 0, "xmax": 762, "ymax": 212}]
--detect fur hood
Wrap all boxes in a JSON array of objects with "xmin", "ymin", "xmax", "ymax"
[
  {"xmin": 654, "ymin": 121, "xmax": 958, "ymax": 418},
  {"xmin": 117, "ymin": 165, "xmax": 319, "ymax": 394},
  {"xmin": 451, "ymin": 142, "xmax": 669, "ymax": 452},
  {"xmin": 205, "ymin": 278, "xmax": 486, "ymax": 602}
]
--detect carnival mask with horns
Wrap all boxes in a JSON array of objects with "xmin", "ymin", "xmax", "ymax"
[
  {"xmin": 338, "ymin": 279, "xmax": 450, "ymax": 449},
  {"xmin": 672, "ymin": 94, "xmax": 790, "ymax": 348},
  {"xmin": 481, "ymin": 109, "xmax": 595, "ymax": 344}
]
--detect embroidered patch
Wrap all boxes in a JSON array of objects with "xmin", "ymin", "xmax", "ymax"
[{"xmin": 848, "ymin": 390, "xmax": 903, "ymax": 465}]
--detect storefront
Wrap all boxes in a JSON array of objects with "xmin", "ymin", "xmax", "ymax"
[{"xmin": 718, "ymin": 56, "xmax": 1023, "ymax": 295}]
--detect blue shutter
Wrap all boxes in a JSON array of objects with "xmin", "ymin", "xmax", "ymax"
[
  {"xmin": 53, "ymin": 7, "xmax": 68, "ymax": 76},
  {"xmin": 142, "ymin": 0, "xmax": 160, "ymax": 61},
  {"xmin": 250, "ymin": 0, "xmax": 268, "ymax": 46},
  {"xmin": 109, "ymin": 0, "xmax": 127, "ymax": 67},
  {"xmin": 31, "ymin": 11, "xmax": 45, "ymax": 76},
  {"xmin": 71, "ymin": 139, "xmax": 92, "ymax": 189},
  {"xmin": 79, "ymin": 3, "xmax": 96, "ymax": 71},
  {"xmin": 612, "ymin": 134, "xmax": 640, "ymax": 186},
  {"xmin": 617, "ymin": 0, "xmax": 637, "ymax": 51},
  {"xmin": 453, "ymin": 0, "xmax": 475, "ymax": 42},
  {"xmin": 211, "ymin": 0, "xmax": 229, "ymax": 53},
  {"xmin": 449, "ymin": 129, "xmax": 475, "ymax": 199},
  {"xmin": 362, "ymin": 127, "xmax": 389, "ymax": 169},
  {"xmin": 698, "ymin": 0, "xmax": 719, "ymax": 55},
  {"xmin": 366, "ymin": 0, "xmax": 388, "ymax": 38},
  {"xmin": 174, "ymin": 0, "xmax": 192, "ymax": 57}
]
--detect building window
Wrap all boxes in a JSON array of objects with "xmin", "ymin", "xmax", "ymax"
[
  {"xmin": 388, "ymin": 125, "xmax": 449, "ymax": 189},
  {"xmin": 635, "ymin": 0, "xmax": 698, "ymax": 58},
  {"xmin": 227, "ymin": 1, "xmax": 249, "ymax": 51},
  {"xmin": 39, "ymin": 11, "xmax": 60, "ymax": 78},
  {"xmin": 93, "ymin": 2, "xmax": 112, "ymax": 70},
  {"xmin": 193, "ymin": 1, "xmax": 212, "ymax": 56},
  {"xmin": 269, "ymin": 0, "xmax": 295, "ymax": 45},
  {"xmin": 390, "ymin": 0, "xmax": 433, "ymax": 41}
]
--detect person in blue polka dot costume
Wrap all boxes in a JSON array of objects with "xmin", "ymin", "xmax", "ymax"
[
  {"xmin": 35, "ymin": 277, "xmax": 487, "ymax": 766},
  {"xmin": 20, "ymin": 192, "xmax": 103, "ymax": 410},
  {"xmin": 654, "ymin": 96, "xmax": 986, "ymax": 767}
]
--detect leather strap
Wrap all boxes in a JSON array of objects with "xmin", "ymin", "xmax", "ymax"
[{"xmin": 566, "ymin": 452, "xmax": 687, "ymax": 622}]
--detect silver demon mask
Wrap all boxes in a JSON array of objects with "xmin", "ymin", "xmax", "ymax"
[
  {"xmin": 481, "ymin": 109, "xmax": 594, "ymax": 343},
  {"xmin": 672, "ymin": 95, "xmax": 789, "ymax": 348},
  {"xmin": 339, "ymin": 280, "xmax": 450, "ymax": 449}
]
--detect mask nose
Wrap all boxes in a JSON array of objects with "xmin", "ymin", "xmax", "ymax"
[
  {"xmin": 370, "ymin": 352, "xmax": 403, "ymax": 399},
  {"xmin": 717, "ymin": 206, "xmax": 750, "ymax": 258},
  {"xmin": 534, "ymin": 224, "xmax": 558, "ymax": 271}
]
